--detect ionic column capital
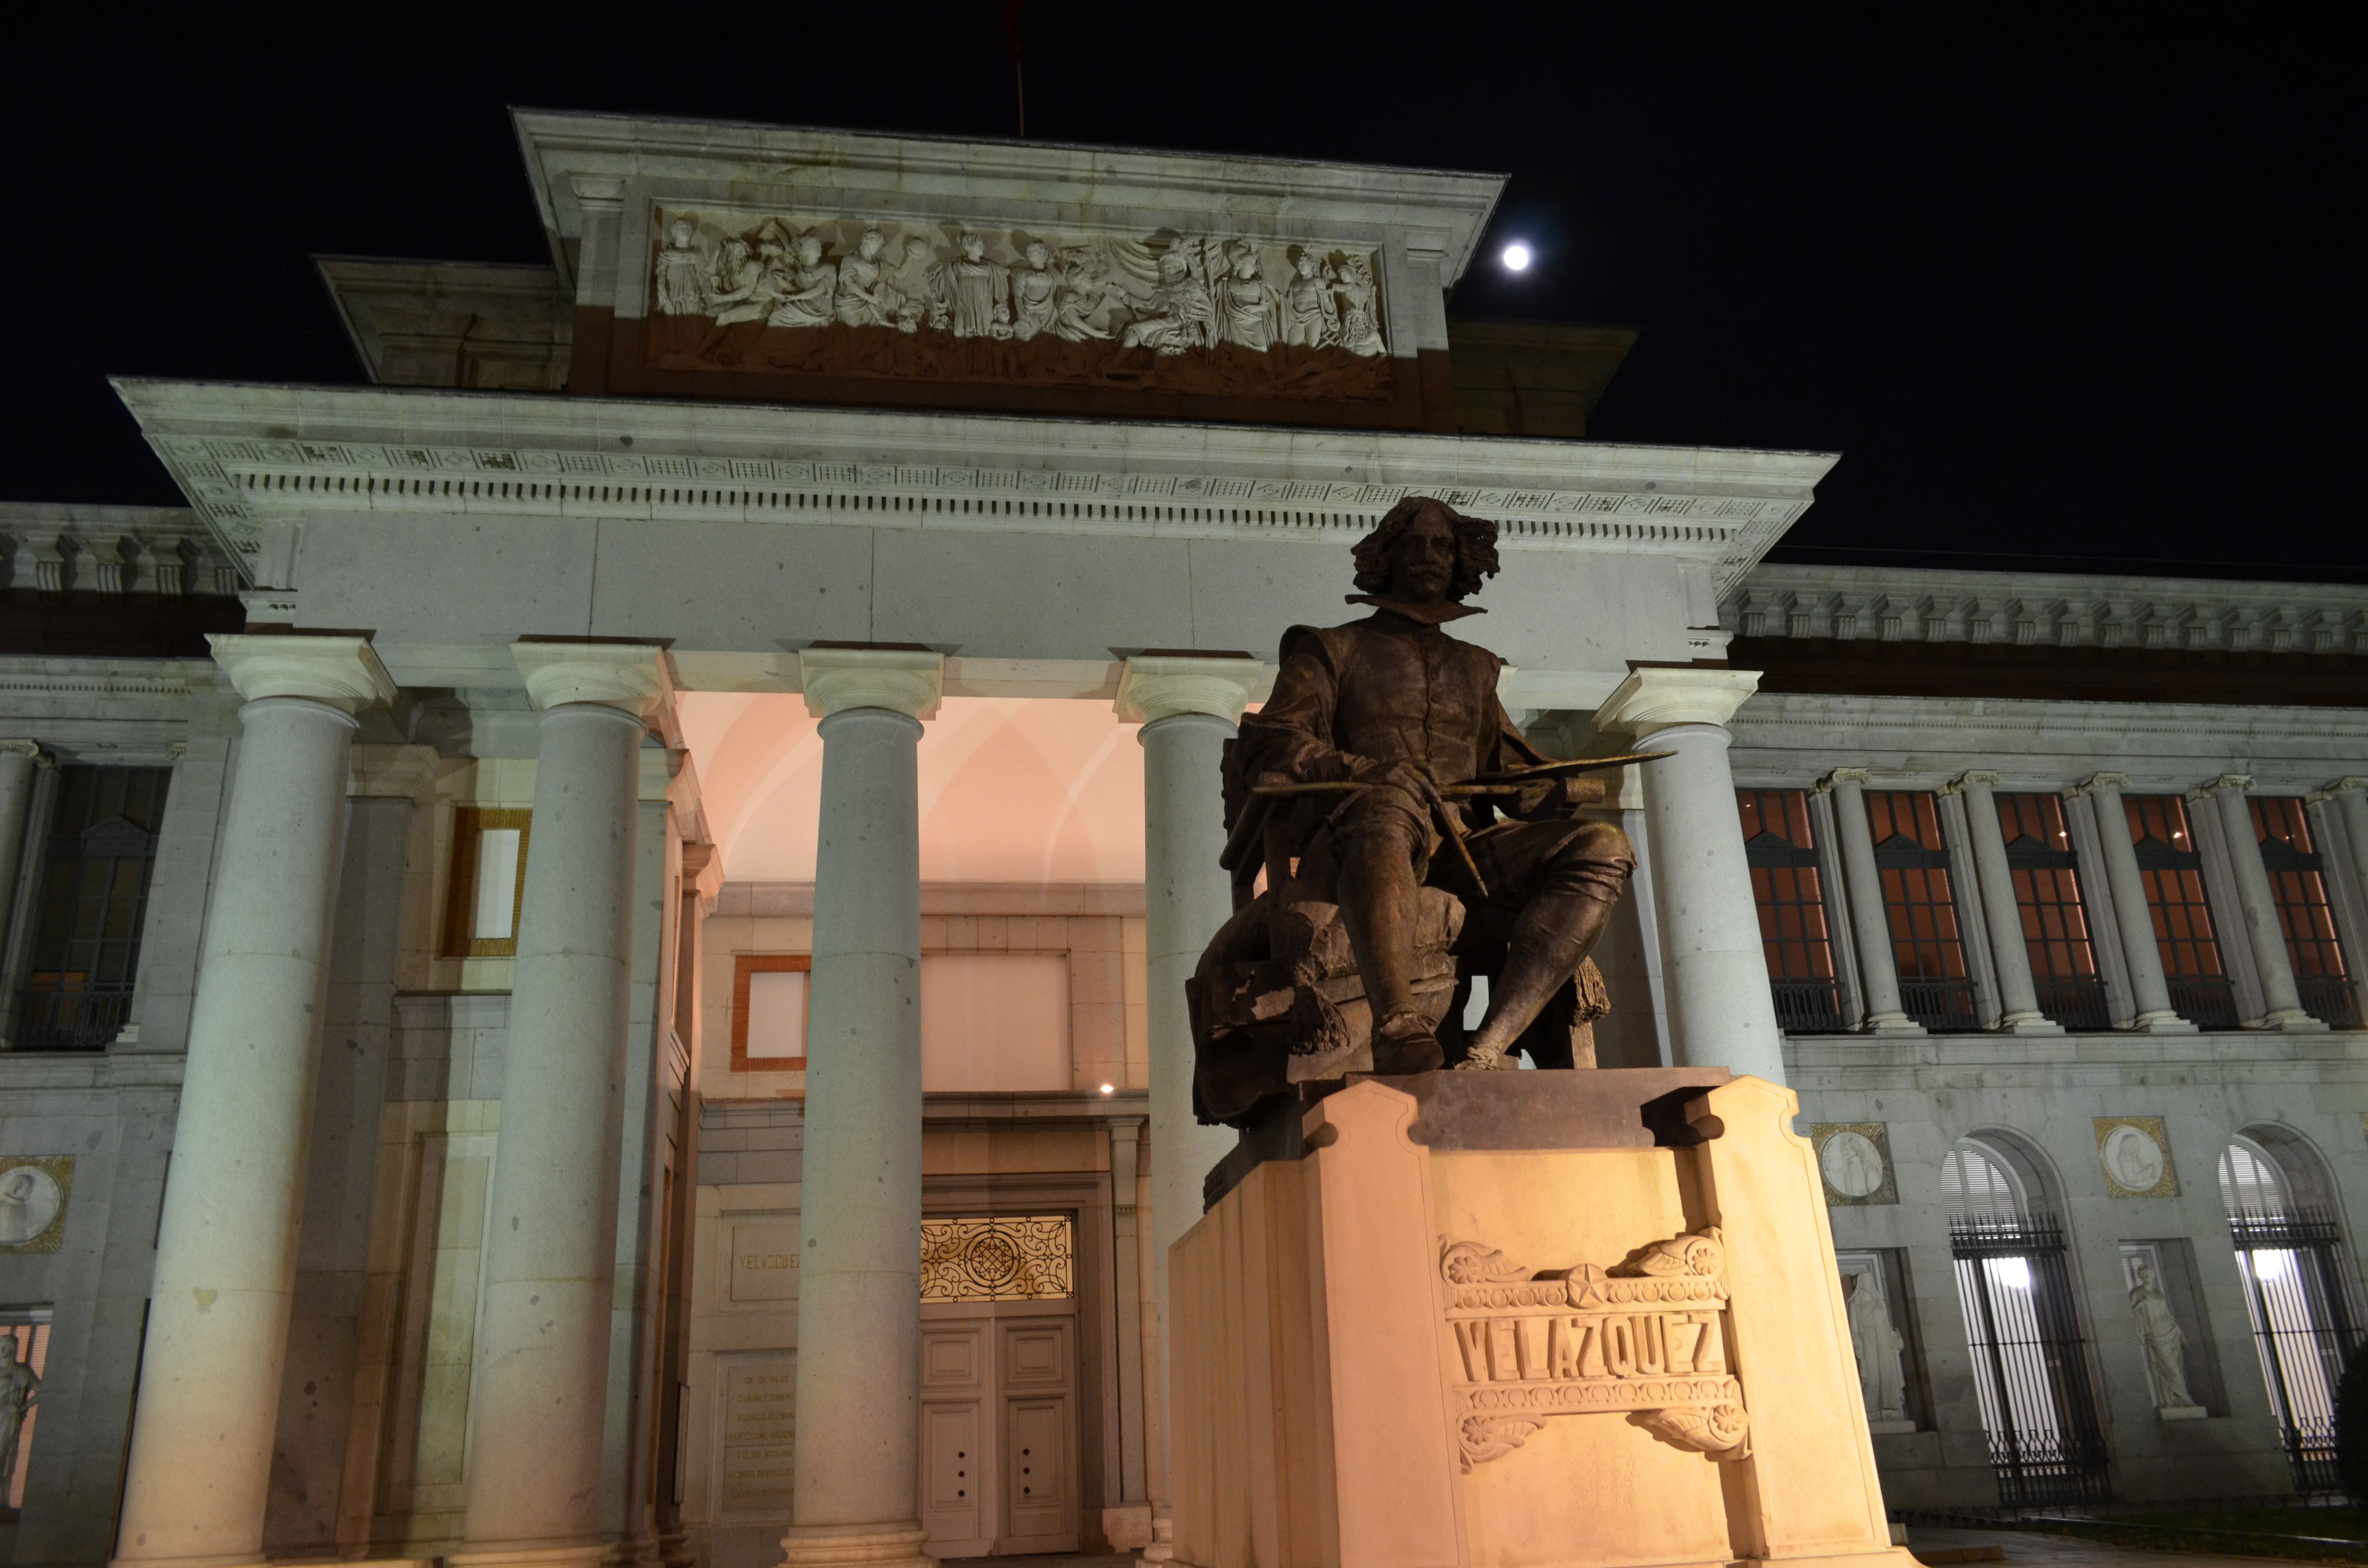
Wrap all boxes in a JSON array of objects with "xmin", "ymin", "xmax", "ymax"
[
  {"xmin": 0, "ymin": 739, "xmax": 50, "ymax": 766},
  {"xmin": 1592, "ymin": 666, "xmax": 1760, "ymax": 737},
  {"xmin": 1816, "ymin": 767, "xmax": 1873, "ymax": 794},
  {"xmin": 2187, "ymin": 773, "xmax": 2255, "ymax": 800},
  {"xmin": 2070, "ymin": 772, "xmax": 2131, "ymax": 796},
  {"xmin": 799, "ymin": 646, "xmax": 944, "ymax": 721},
  {"xmin": 1946, "ymin": 770, "xmax": 2005, "ymax": 794},
  {"xmin": 208, "ymin": 633, "xmax": 397, "ymax": 713},
  {"xmin": 2308, "ymin": 776, "xmax": 2368, "ymax": 803},
  {"xmin": 513, "ymin": 640, "xmax": 672, "ymax": 717},
  {"xmin": 1114, "ymin": 654, "xmax": 1268, "ymax": 726}
]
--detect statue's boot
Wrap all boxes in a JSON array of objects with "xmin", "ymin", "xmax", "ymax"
[
  {"xmin": 1456, "ymin": 885, "xmax": 1621, "ymax": 1071},
  {"xmin": 1336, "ymin": 840, "xmax": 1442, "ymax": 1073}
]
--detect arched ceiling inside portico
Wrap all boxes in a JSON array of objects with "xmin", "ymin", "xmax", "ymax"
[{"xmin": 679, "ymin": 693, "xmax": 1148, "ymax": 884}]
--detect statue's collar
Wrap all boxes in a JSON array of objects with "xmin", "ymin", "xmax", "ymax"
[{"xmin": 1344, "ymin": 593, "xmax": 1485, "ymax": 626}]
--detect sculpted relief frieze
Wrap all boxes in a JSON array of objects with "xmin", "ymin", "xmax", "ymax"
[
  {"xmin": 645, "ymin": 208, "xmax": 1393, "ymax": 400},
  {"xmin": 1440, "ymin": 1229, "xmax": 1749, "ymax": 1470}
]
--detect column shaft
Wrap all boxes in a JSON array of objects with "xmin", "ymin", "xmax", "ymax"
[
  {"xmin": 2204, "ymin": 779, "xmax": 2315, "ymax": 1029},
  {"xmin": 0, "ymin": 742, "xmax": 39, "ymax": 957},
  {"xmin": 113, "ymin": 698, "xmax": 358, "ymax": 1565},
  {"xmin": 1951, "ymin": 773, "xmax": 2055, "ymax": 1032},
  {"xmin": 787, "ymin": 706, "xmax": 929, "ymax": 1563},
  {"xmin": 460, "ymin": 701, "xmax": 644, "ymax": 1556},
  {"xmin": 2335, "ymin": 785, "xmax": 2368, "ymax": 903},
  {"xmin": 1825, "ymin": 772, "xmax": 1916, "ymax": 1033},
  {"xmin": 2076, "ymin": 776, "xmax": 2186, "ymax": 1030}
]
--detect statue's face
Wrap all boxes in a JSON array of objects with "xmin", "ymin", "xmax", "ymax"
[
  {"xmin": 860, "ymin": 232, "xmax": 885, "ymax": 259},
  {"xmin": 670, "ymin": 221, "xmax": 694, "ymax": 248},
  {"xmin": 1840, "ymin": 1272, "xmax": 1859, "ymax": 1299},
  {"xmin": 798, "ymin": 238, "xmax": 822, "ymax": 265},
  {"xmin": 962, "ymin": 234, "xmax": 986, "ymax": 261},
  {"xmin": 1296, "ymin": 255, "xmax": 1318, "ymax": 278},
  {"xmin": 1026, "ymin": 244, "xmax": 1050, "ymax": 268},
  {"xmin": 1385, "ymin": 510, "xmax": 1458, "ymax": 603}
]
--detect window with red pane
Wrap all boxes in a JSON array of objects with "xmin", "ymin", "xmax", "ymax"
[
  {"xmin": 1737, "ymin": 789, "xmax": 1843, "ymax": 1032},
  {"xmin": 1865, "ymin": 791, "xmax": 1978, "ymax": 1029},
  {"xmin": 2250, "ymin": 797, "xmax": 2358, "ymax": 1027},
  {"xmin": 1997, "ymin": 794, "xmax": 2110, "ymax": 1029},
  {"xmin": 2124, "ymin": 796, "xmax": 2236, "ymax": 1028}
]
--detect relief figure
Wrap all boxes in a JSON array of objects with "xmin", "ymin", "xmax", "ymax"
[
  {"xmin": 654, "ymin": 218, "xmax": 710, "ymax": 316},
  {"xmin": 1011, "ymin": 242, "xmax": 1060, "ymax": 341},
  {"xmin": 834, "ymin": 228, "xmax": 907, "ymax": 330},
  {"xmin": 1119, "ymin": 244, "xmax": 1215, "ymax": 355},
  {"xmin": 1216, "ymin": 241, "xmax": 1283, "ymax": 352},
  {"xmin": 1333, "ymin": 253, "xmax": 1387, "ymax": 356},
  {"xmin": 767, "ymin": 234, "xmax": 838, "ymax": 330},
  {"xmin": 1281, "ymin": 251, "xmax": 1341, "ymax": 348},
  {"xmin": 940, "ymin": 232, "xmax": 1012, "ymax": 339}
]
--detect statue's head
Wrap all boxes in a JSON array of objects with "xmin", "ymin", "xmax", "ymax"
[
  {"xmin": 1025, "ymin": 241, "xmax": 1052, "ymax": 269},
  {"xmin": 669, "ymin": 219, "xmax": 696, "ymax": 249},
  {"xmin": 1295, "ymin": 252, "xmax": 1320, "ymax": 279},
  {"xmin": 1840, "ymin": 1270, "xmax": 1860, "ymax": 1299},
  {"xmin": 1351, "ymin": 497, "xmax": 1499, "ymax": 605},
  {"xmin": 960, "ymin": 232, "xmax": 987, "ymax": 261},
  {"xmin": 796, "ymin": 235, "xmax": 824, "ymax": 266},
  {"xmin": 858, "ymin": 228, "xmax": 887, "ymax": 259}
]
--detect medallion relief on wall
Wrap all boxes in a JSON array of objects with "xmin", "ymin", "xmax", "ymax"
[
  {"xmin": 1440, "ymin": 1229, "xmax": 1748, "ymax": 1470},
  {"xmin": 646, "ymin": 209, "xmax": 1394, "ymax": 399}
]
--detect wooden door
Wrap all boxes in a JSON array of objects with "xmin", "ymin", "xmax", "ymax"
[
  {"xmin": 918, "ymin": 1322, "xmax": 991, "ymax": 1557},
  {"xmin": 998, "ymin": 1318, "xmax": 1078, "ymax": 1553}
]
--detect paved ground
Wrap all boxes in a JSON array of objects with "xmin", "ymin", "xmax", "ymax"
[{"xmin": 1910, "ymin": 1524, "xmax": 2318, "ymax": 1567}]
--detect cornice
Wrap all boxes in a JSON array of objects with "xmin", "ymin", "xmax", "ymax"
[
  {"xmin": 0, "ymin": 501, "xmax": 247, "ymax": 595},
  {"xmin": 111, "ymin": 380, "xmax": 1837, "ymax": 598}
]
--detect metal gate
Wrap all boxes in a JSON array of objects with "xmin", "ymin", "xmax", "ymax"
[
  {"xmin": 1950, "ymin": 1215, "xmax": 2113, "ymax": 1506},
  {"xmin": 2231, "ymin": 1209, "xmax": 2359, "ymax": 1493}
]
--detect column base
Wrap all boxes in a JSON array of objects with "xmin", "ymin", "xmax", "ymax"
[
  {"xmin": 450, "ymin": 1544, "xmax": 615, "ymax": 1568},
  {"xmin": 1141, "ymin": 1510, "xmax": 1177, "ymax": 1563},
  {"xmin": 1997, "ymin": 1011, "xmax": 2065, "ymax": 1036},
  {"xmin": 2130, "ymin": 1010, "xmax": 2200, "ymax": 1034},
  {"xmin": 2267, "ymin": 1008, "xmax": 2331, "ymax": 1033},
  {"xmin": 1863, "ymin": 1012, "xmax": 1926, "ymax": 1036},
  {"xmin": 776, "ymin": 1522, "xmax": 934, "ymax": 1568}
]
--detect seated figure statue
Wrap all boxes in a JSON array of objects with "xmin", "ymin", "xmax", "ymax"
[{"xmin": 1189, "ymin": 498, "xmax": 1638, "ymax": 1126}]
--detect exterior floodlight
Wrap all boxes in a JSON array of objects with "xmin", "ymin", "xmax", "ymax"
[
  {"xmin": 1099, "ymin": 1082, "xmax": 1116, "ymax": 1094},
  {"xmin": 1501, "ymin": 242, "xmax": 1532, "ymax": 272}
]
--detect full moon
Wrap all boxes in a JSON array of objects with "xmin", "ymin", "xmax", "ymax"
[{"xmin": 1501, "ymin": 242, "xmax": 1532, "ymax": 271}]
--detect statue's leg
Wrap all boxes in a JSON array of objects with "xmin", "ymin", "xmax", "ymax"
[
  {"xmin": 1332, "ymin": 792, "xmax": 1442, "ymax": 1073},
  {"xmin": 1458, "ymin": 821, "xmax": 1635, "ymax": 1070}
]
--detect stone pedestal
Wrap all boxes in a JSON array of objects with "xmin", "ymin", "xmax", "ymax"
[{"xmin": 1168, "ymin": 1071, "xmax": 1914, "ymax": 1568}]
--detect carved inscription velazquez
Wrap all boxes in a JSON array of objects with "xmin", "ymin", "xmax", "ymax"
[{"xmin": 1440, "ymin": 1230, "xmax": 1749, "ymax": 1470}]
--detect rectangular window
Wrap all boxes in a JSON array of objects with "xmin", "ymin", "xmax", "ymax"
[
  {"xmin": 1866, "ymin": 790, "xmax": 1977, "ymax": 1030},
  {"xmin": 731, "ymin": 954, "xmax": 811, "ymax": 1072},
  {"xmin": 1997, "ymin": 794, "xmax": 2110, "ymax": 1030},
  {"xmin": 441, "ymin": 807, "xmax": 531, "ymax": 958},
  {"xmin": 1737, "ymin": 789, "xmax": 1843, "ymax": 1032},
  {"xmin": 2251, "ymin": 798, "xmax": 2357, "ymax": 1028},
  {"xmin": 2125, "ymin": 796, "xmax": 2236, "ymax": 1028},
  {"xmin": 16, "ymin": 765, "xmax": 171, "ymax": 1051}
]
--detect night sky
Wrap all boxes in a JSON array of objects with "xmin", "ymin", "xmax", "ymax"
[{"xmin": 4, "ymin": 12, "xmax": 2353, "ymax": 582}]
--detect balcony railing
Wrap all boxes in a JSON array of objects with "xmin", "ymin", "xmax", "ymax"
[
  {"xmin": 12, "ymin": 984, "xmax": 134, "ymax": 1051},
  {"xmin": 1769, "ymin": 979, "xmax": 1845, "ymax": 1033},
  {"xmin": 1900, "ymin": 977, "xmax": 1980, "ymax": 1031},
  {"xmin": 2032, "ymin": 976, "xmax": 2111, "ymax": 1031},
  {"xmin": 2295, "ymin": 975, "xmax": 2362, "ymax": 1029},
  {"xmin": 2167, "ymin": 975, "xmax": 2239, "ymax": 1029}
]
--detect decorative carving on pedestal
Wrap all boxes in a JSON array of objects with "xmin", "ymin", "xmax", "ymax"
[
  {"xmin": 1440, "ymin": 1227, "xmax": 1748, "ymax": 1470},
  {"xmin": 646, "ymin": 208, "xmax": 1393, "ymax": 399}
]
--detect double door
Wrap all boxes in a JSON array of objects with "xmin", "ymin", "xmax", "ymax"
[{"xmin": 918, "ymin": 1304, "xmax": 1079, "ymax": 1558}]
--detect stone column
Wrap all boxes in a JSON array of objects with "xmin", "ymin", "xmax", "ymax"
[
  {"xmin": 1948, "ymin": 770, "xmax": 2060, "ymax": 1034},
  {"xmin": 457, "ymin": 643, "xmax": 669, "ymax": 1567},
  {"xmin": 1593, "ymin": 667, "xmax": 1788, "ymax": 1083},
  {"xmin": 1113, "ymin": 654, "xmax": 1264, "ymax": 1556},
  {"xmin": 2071, "ymin": 773, "xmax": 2191, "ymax": 1032},
  {"xmin": 1817, "ymin": 769, "xmax": 1919, "ymax": 1034},
  {"xmin": 780, "ymin": 647, "xmax": 944, "ymax": 1568},
  {"xmin": 2316, "ymin": 778, "xmax": 2368, "ymax": 898},
  {"xmin": 112, "ymin": 635, "xmax": 395, "ymax": 1568},
  {"xmin": 0, "ymin": 740, "xmax": 42, "ymax": 950},
  {"xmin": 2196, "ymin": 774, "xmax": 2321, "ymax": 1031},
  {"xmin": 2309, "ymin": 777, "xmax": 2368, "ymax": 1021}
]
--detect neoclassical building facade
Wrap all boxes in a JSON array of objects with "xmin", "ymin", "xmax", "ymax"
[{"xmin": 0, "ymin": 111, "xmax": 2362, "ymax": 1568}]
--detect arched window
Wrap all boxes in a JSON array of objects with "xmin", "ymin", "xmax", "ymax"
[
  {"xmin": 2221, "ymin": 1133, "xmax": 2359, "ymax": 1491},
  {"xmin": 1943, "ymin": 1136, "xmax": 2109, "ymax": 1503}
]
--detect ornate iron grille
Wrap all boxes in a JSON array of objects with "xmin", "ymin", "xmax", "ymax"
[
  {"xmin": 2126, "ymin": 796, "xmax": 2237, "ymax": 1029},
  {"xmin": 1949, "ymin": 1214, "xmax": 2113, "ymax": 1507},
  {"xmin": 14, "ymin": 766, "xmax": 171, "ymax": 1052},
  {"xmin": 1998, "ymin": 794, "xmax": 2110, "ymax": 1029},
  {"xmin": 919, "ymin": 1214, "xmax": 1074, "ymax": 1302},
  {"xmin": 2228, "ymin": 1209, "xmax": 2360, "ymax": 1494},
  {"xmin": 1867, "ymin": 791, "xmax": 1976, "ymax": 1030},
  {"xmin": 2250, "ymin": 798, "xmax": 2358, "ymax": 1028},
  {"xmin": 1739, "ymin": 789, "xmax": 1844, "ymax": 1033}
]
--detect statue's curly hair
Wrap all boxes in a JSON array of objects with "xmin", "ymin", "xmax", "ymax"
[{"xmin": 1350, "ymin": 497, "xmax": 1501, "ymax": 600}]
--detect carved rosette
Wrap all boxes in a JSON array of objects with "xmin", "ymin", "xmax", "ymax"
[{"xmin": 1440, "ymin": 1229, "xmax": 1750, "ymax": 1470}]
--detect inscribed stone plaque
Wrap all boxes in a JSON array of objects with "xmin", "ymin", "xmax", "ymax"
[
  {"xmin": 719, "ymin": 1353, "xmax": 796, "ymax": 1514},
  {"xmin": 1809, "ymin": 1125, "xmax": 1896, "ymax": 1206},
  {"xmin": 0, "ymin": 1156, "xmax": 73, "ymax": 1252},
  {"xmin": 2096, "ymin": 1116, "xmax": 2177, "ymax": 1198},
  {"xmin": 730, "ymin": 1218, "xmax": 801, "ymax": 1303}
]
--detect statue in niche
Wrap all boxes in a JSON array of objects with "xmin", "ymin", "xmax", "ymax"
[
  {"xmin": 1281, "ymin": 250, "xmax": 1342, "ymax": 349},
  {"xmin": 1841, "ymin": 1268, "xmax": 1908, "ymax": 1422},
  {"xmin": 1190, "ymin": 499, "xmax": 1645, "ymax": 1125},
  {"xmin": 940, "ymin": 233, "xmax": 1012, "ymax": 339},
  {"xmin": 834, "ymin": 228, "xmax": 908, "ymax": 330},
  {"xmin": 0, "ymin": 1334, "xmax": 35, "ymax": 1503},
  {"xmin": 1010, "ymin": 242, "xmax": 1061, "ymax": 341},
  {"xmin": 654, "ymin": 218, "xmax": 710, "ymax": 316},
  {"xmin": 1216, "ymin": 241, "xmax": 1283, "ymax": 352},
  {"xmin": 2128, "ymin": 1261, "xmax": 2198, "ymax": 1409},
  {"xmin": 767, "ymin": 234, "xmax": 838, "ymax": 330},
  {"xmin": 1119, "ymin": 243, "xmax": 1216, "ymax": 355},
  {"xmin": 1332, "ymin": 253, "xmax": 1388, "ymax": 356}
]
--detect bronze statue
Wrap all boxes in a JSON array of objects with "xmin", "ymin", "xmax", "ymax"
[{"xmin": 1189, "ymin": 498, "xmax": 1644, "ymax": 1126}]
